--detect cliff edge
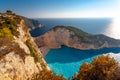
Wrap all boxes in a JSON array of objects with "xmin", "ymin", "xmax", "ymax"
[{"xmin": 0, "ymin": 12, "xmax": 65, "ymax": 80}]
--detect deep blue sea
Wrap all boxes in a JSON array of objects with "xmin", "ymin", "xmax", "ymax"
[
  {"xmin": 30, "ymin": 18, "xmax": 111, "ymax": 37},
  {"xmin": 30, "ymin": 18, "xmax": 120, "ymax": 79}
]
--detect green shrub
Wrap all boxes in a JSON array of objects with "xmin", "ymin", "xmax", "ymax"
[
  {"xmin": 26, "ymin": 39, "xmax": 47, "ymax": 68},
  {"xmin": 26, "ymin": 40, "xmax": 40, "ymax": 63},
  {"xmin": 0, "ymin": 28, "xmax": 13, "ymax": 39},
  {"xmin": 0, "ymin": 17, "xmax": 19, "ymax": 37},
  {"xmin": 65, "ymin": 26, "xmax": 90, "ymax": 36},
  {"xmin": 6, "ymin": 10, "xmax": 12, "ymax": 14}
]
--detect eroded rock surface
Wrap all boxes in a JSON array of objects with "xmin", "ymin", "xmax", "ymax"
[
  {"xmin": 0, "ymin": 12, "xmax": 50, "ymax": 80},
  {"xmin": 35, "ymin": 26, "xmax": 120, "ymax": 56}
]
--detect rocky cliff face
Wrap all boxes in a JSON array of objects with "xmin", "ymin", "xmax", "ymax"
[
  {"xmin": 22, "ymin": 17, "xmax": 44, "ymax": 30},
  {"xmin": 0, "ymin": 12, "xmax": 50, "ymax": 80},
  {"xmin": 35, "ymin": 26, "xmax": 120, "ymax": 56}
]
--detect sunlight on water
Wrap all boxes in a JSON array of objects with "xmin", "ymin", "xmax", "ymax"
[
  {"xmin": 104, "ymin": 18, "xmax": 120, "ymax": 39},
  {"xmin": 105, "ymin": 53, "xmax": 120, "ymax": 64}
]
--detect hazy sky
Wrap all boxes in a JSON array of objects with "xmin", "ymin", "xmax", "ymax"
[{"xmin": 0, "ymin": 0, "xmax": 119, "ymax": 18}]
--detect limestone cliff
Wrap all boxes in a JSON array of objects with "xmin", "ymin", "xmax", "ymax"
[
  {"xmin": 22, "ymin": 17, "xmax": 44, "ymax": 30},
  {"xmin": 35, "ymin": 26, "xmax": 120, "ymax": 56},
  {"xmin": 0, "ymin": 12, "xmax": 65, "ymax": 80}
]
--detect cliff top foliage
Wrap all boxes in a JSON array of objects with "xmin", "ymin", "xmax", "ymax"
[
  {"xmin": 0, "ymin": 10, "xmax": 21, "ymax": 39},
  {"xmin": 50, "ymin": 26, "xmax": 120, "ymax": 46},
  {"xmin": 53, "ymin": 26, "xmax": 91, "ymax": 37},
  {"xmin": 29, "ymin": 69, "xmax": 66, "ymax": 80},
  {"xmin": 76, "ymin": 55, "xmax": 119, "ymax": 80},
  {"xmin": 64, "ymin": 26, "xmax": 91, "ymax": 36}
]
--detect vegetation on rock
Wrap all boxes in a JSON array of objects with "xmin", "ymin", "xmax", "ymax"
[
  {"xmin": 1, "ymin": 11, "xmax": 120, "ymax": 80},
  {"xmin": 0, "ymin": 28, "xmax": 13, "ymax": 39},
  {"xmin": 53, "ymin": 26, "xmax": 90, "ymax": 37},
  {"xmin": 26, "ymin": 39, "xmax": 41, "ymax": 63},
  {"xmin": 0, "ymin": 11, "xmax": 66, "ymax": 80},
  {"xmin": 6, "ymin": 10, "xmax": 13, "ymax": 14},
  {"xmin": 0, "ymin": 12, "xmax": 20, "ymax": 38},
  {"xmin": 35, "ymin": 26, "xmax": 120, "ymax": 56},
  {"xmin": 28, "ymin": 69, "xmax": 66, "ymax": 80},
  {"xmin": 76, "ymin": 55, "xmax": 118, "ymax": 80},
  {"xmin": 64, "ymin": 26, "xmax": 90, "ymax": 37}
]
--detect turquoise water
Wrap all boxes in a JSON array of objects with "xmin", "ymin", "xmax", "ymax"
[
  {"xmin": 45, "ymin": 46, "xmax": 120, "ymax": 79},
  {"xmin": 33, "ymin": 18, "xmax": 119, "ymax": 79}
]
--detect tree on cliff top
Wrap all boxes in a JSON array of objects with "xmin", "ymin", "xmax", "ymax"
[
  {"xmin": 6, "ymin": 10, "xmax": 12, "ymax": 14},
  {"xmin": 77, "ymin": 55, "xmax": 118, "ymax": 80}
]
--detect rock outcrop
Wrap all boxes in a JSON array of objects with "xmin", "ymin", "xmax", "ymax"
[
  {"xmin": 0, "ymin": 12, "xmax": 65, "ymax": 80},
  {"xmin": 35, "ymin": 26, "xmax": 120, "ymax": 56},
  {"xmin": 22, "ymin": 17, "xmax": 44, "ymax": 30}
]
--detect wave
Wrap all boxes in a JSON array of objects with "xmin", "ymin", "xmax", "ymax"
[{"xmin": 105, "ymin": 52, "xmax": 120, "ymax": 63}]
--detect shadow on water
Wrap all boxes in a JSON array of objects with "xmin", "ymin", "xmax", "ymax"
[
  {"xmin": 45, "ymin": 46, "xmax": 120, "ymax": 64},
  {"xmin": 30, "ymin": 27, "xmax": 46, "ymax": 37}
]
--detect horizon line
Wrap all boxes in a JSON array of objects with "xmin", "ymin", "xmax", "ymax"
[{"xmin": 30, "ymin": 17, "xmax": 113, "ymax": 19}]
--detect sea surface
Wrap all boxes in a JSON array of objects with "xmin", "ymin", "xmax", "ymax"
[
  {"xmin": 30, "ymin": 18, "xmax": 111, "ymax": 37},
  {"xmin": 30, "ymin": 18, "xmax": 120, "ymax": 79},
  {"xmin": 45, "ymin": 46, "xmax": 120, "ymax": 79}
]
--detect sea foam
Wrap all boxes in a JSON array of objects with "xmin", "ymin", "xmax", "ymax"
[{"xmin": 105, "ymin": 52, "xmax": 120, "ymax": 63}]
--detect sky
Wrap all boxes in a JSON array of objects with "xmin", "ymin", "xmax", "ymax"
[{"xmin": 0, "ymin": 0, "xmax": 119, "ymax": 18}]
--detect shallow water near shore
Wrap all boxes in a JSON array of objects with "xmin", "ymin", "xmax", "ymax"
[{"xmin": 45, "ymin": 46, "xmax": 120, "ymax": 79}]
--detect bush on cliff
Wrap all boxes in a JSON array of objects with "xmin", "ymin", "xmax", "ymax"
[
  {"xmin": 6, "ymin": 10, "xmax": 13, "ymax": 14},
  {"xmin": 28, "ymin": 69, "xmax": 66, "ymax": 80},
  {"xmin": 76, "ymin": 55, "xmax": 118, "ymax": 80},
  {"xmin": 0, "ymin": 28, "xmax": 13, "ymax": 39}
]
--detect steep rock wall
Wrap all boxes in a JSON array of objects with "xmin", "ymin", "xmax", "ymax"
[
  {"xmin": 0, "ymin": 13, "xmax": 50, "ymax": 80},
  {"xmin": 35, "ymin": 26, "xmax": 120, "ymax": 56}
]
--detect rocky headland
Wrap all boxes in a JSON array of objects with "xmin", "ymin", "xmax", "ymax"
[
  {"xmin": 22, "ymin": 17, "xmax": 44, "ymax": 30},
  {"xmin": 35, "ymin": 26, "xmax": 120, "ymax": 56},
  {"xmin": 0, "ymin": 12, "xmax": 65, "ymax": 80}
]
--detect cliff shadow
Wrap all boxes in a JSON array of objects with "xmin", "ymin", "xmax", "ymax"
[{"xmin": 30, "ymin": 27, "xmax": 47, "ymax": 37}]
